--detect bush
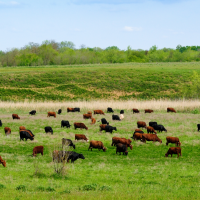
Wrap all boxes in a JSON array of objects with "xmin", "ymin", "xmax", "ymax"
[
  {"xmin": 0, "ymin": 184, "xmax": 6, "ymax": 189},
  {"xmin": 16, "ymin": 185, "xmax": 26, "ymax": 191},
  {"xmin": 82, "ymin": 183, "xmax": 97, "ymax": 191},
  {"xmin": 99, "ymin": 185, "xmax": 112, "ymax": 191},
  {"xmin": 191, "ymin": 109, "xmax": 200, "ymax": 114},
  {"xmin": 60, "ymin": 189, "xmax": 71, "ymax": 194},
  {"xmin": 36, "ymin": 186, "xmax": 45, "ymax": 191},
  {"xmin": 46, "ymin": 187, "xmax": 55, "ymax": 192}
]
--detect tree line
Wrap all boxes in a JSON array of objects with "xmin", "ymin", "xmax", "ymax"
[{"xmin": 0, "ymin": 40, "xmax": 200, "ymax": 66}]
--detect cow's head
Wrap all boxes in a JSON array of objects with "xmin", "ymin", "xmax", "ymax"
[
  {"xmin": 125, "ymin": 151, "xmax": 128, "ymax": 156},
  {"xmin": 86, "ymin": 127, "xmax": 88, "ymax": 130},
  {"xmin": 130, "ymin": 145, "xmax": 133, "ymax": 150},
  {"xmin": 165, "ymin": 153, "xmax": 168, "ymax": 157},
  {"xmin": 178, "ymin": 142, "xmax": 181, "ymax": 146},
  {"xmin": 159, "ymin": 139, "xmax": 162, "ymax": 144},
  {"xmin": 114, "ymin": 127, "xmax": 117, "ymax": 131},
  {"xmin": 73, "ymin": 144, "xmax": 76, "ymax": 149},
  {"xmin": 79, "ymin": 154, "xmax": 85, "ymax": 160},
  {"xmin": 103, "ymin": 147, "xmax": 107, "ymax": 152},
  {"xmin": 2, "ymin": 160, "xmax": 6, "ymax": 167}
]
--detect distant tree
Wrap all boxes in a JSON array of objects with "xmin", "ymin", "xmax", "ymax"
[
  {"xmin": 149, "ymin": 45, "xmax": 158, "ymax": 53},
  {"xmin": 59, "ymin": 41, "xmax": 75, "ymax": 50},
  {"xmin": 80, "ymin": 44, "xmax": 86, "ymax": 49},
  {"xmin": 105, "ymin": 46, "xmax": 119, "ymax": 51}
]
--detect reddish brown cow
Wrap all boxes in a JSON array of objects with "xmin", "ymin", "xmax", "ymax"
[
  {"xmin": 0, "ymin": 156, "xmax": 6, "ymax": 167},
  {"xmin": 75, "ymin": 134, "xmax": 89, "ymax": 142},
  {"xmin": 145, "ymin": 109, "xmax": 154, "ymax": 113},
  {"xmin": 67, "ymin": 108, "xmax": 74, "ymax": 112},
  {"xmin": 167, "ymin": 107, "xmax": 176, "ymax": 113},
  {"xmin": 133, "ymin": 108, "xmax": 140, "ymax": 113},
  {"xmin": 83, "ymin": 113, "xmax": 92, "ymax": 119},
  {"xmin": 88, "ymin": 140, "xmax": 107, "ymax": 151},
  {"xmin": 142, "ymin": 134, "xmax": 162, "ymax": 143},
  {"xmin": 91, "ymin": 118, "xmax": 96, "ymax": 124},
  {"xmin": 74, "ymin": 122, "xmax": 88, "ymax": 130},
  {"xmin": 166, "ymin": 136, "xmax": 181, "ymax": 146},
  {"xmin": 87, "ymin": 111, "xmax": 92, "ymax": 114},
  {"xmin": 12, "ymin": 114, "xmax": 20, "ymax": 120},
  {"xmin": 47, "ymin": 112, "xmax": 56, "ymax": 118},
  {"xmin": 133, "ymin": 132, "xmax": 143, "ymax": 141},
  {"xmin": 33, "ymin": 146, "xmax": 44, "ymax": 157},
  {"xmin": 19, "ymin": 126, "xmax": 26, "ymax": 130},
  {"xmin": 4, "ymin": 127, "xmax": 11, "ymax": 135},
  {"xmin": 147, "ymin": 126, "xmax": 157, "ymax": 134},
  {"xmin": 137, "ymin": 121, "xmax": 147, "ymax": 129},
  {"xmin": 134, "ymin": 128, "xmax": 144, "ymax": 133},
  {"xmin": 94, "ymin": 110, "xmax": 105, "ymax": 115},
  {"xmin": 165, "ymin": 147, "xmax": 181, "ymax": 158},
  {"xmin": 99, "ymin": 124, "xmax": 107, "ymax": 131},
  {"xmin": 111, "ymin": 137, "xmax": 133, "ymax": 150}
]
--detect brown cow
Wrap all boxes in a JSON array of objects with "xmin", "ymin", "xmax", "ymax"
[
  {"xmin": 145, "ymin": 109, "xmax": 153, "ymax": 113},
  {"xmin": 133, "ymin": 132, "xmax": 143, "ymax": 141},
  {"xmin": 67, "ymin": 108, "xmax": 74, "ymax": 112},
  {"xmin": 83, "ymin": 113, "xmax": 92, "ymax": 119},
  {"xmin": 94, "ymin": 110, "xmax": 105, "ymax": 115},
  {"xmin": 75, "ymin": 134, "xmax": 89, "ymax": 142},
  {"xmin": 111, "ymin": 137, "xmax": 133, "ymax": 150},
  {"xmin": 165, "ymin": 147, "xmax": 181, "ymax": 158},
  {"xmin": 137, "ymin": 121, "xmax": 147, "ymax": 129},
  {"xmin": 147, "ymin": 126, "xmax": 157, "ymax": 134},
  {"xmin": 19, "ymin": 126, "xmax": 26, "ymax": 130},
  {"xmin": 91, "ymin": 118, "xmax": 96, "ymax": 124},
  {"xmin": 88, "ymin": 140, "xmax": 107, "ymax": 152},
  {"xmin": 166, "ymin": 136, "xmax": 181, "ymax": 146},
  {"xmin": 4, "ymin": 127, "xmax": 11, "ymax": 135},
  {"xmin": 0, "ymin": 156, "xmax": 6, "ymax": 167},
  {"xmin": 74, "ymin": 122, "xmax": 88, "ymax": 130},
  {"xmin": 12, "ymin": 114, "xmax": 20, "ymax": 120},
  {"xmin": 133, "ymin": 108, "xmax": 140, "ymax": 113},
  {"xmin": 142, "ymin": 134, "xmax": 162, "ymax": 143},
  {"xmin": 99, "ymin": 124, "xmax": 107, "ymax": 132},
  {"xmin": 47, "ymin": 112, "xmax": 56, "ymax": 118},
  {"xmin": 33, "ymin": 146, "xmax": 44, "ymax": 157},
  {"xmin": 167, "ymin": 107, "xmax": 176, "ymax": 113},
  {"xmin": 87, "ymin": 111, "xmax": 92, "ymax": 114},
  {"xmin": 134, "ymin": 129, "xmax": 144, "ymax": 133}
]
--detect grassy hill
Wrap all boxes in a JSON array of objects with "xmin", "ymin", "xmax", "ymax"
[{"xmin": 0, "ymin": 62, "xmax": 199, "ymax": 101}]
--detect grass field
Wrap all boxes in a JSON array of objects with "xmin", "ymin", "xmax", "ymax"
[
  {"xmin": 1, "ymin": 106, "xmax": 200, "ymax": 200},
  {"xmin": 0, "ymin": 62, "xmax": 200, "ymax": 101}
]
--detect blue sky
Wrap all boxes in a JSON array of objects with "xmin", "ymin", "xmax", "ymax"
[{"xmin": 0, "ymin": 0, "xmax": 199, "ymax": 51}]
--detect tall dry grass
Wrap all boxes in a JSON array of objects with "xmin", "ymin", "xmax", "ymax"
[{"xmin": 0, "ymin": 99, "xmax": 200, "ymax": 112}]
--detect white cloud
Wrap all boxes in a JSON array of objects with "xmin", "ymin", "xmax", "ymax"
[{"xmin": 123, "ymin": 26, "xmax": 142, "ymax": 32}]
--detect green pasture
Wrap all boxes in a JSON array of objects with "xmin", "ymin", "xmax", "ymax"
[
  {"xmin": 0, "ymin": 62, "xmax": 200, "ymax": 101},
  {"xmin": 0, "ymin": 108, "xmax": 200, "ymax": 199}
]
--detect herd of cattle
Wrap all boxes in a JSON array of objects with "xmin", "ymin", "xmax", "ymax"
[{"xmin": 1, "ymin": 106, "xmax": 194, "ymax": 167}]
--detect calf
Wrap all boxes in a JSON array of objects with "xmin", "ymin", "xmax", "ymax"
[
  {"xmin": 91, "ymin": 118, "xmax": 96, "ymax": 124},
  {"xmin": 29, "ymin": 110, "xmax": 36, "ymax": 115},
  {"xmin": 147, "ymin": 126, "xmax": 157, "ymax": 134},
  {"xmin": 107, "ymin": 107, "xmax": 114, "ymax": 113},
  {"xmin": 0, "ymin": 156, "xmax": 6, "ymax": 167},
  {"xmin": 112, "ymin": 115, "xmax": 120, "ymax": 121},
  {"xmin": 165, "ymin": 147, "xmax": 181, "ymax": 158},
  {"xmin": 116, "ymin": 143, "xmax": 128, "ymax": 155},
  {"xmin": 145, "ymin": 109, "xmax": 153, "ymax": 113},
  {"xmin": 62, "ymin": 138, "xmax": 75, "ymax": 149},
  {"xmin": 166, "ymin": 136, "xmax": 181, "ymax": 146},
  {"xmin": 33, "ymin": 146, "xmax": 44, "ymax": 157},
  {"xmin": 133, "ymin": 108, "xmax": 139, "ymax": 113},
  {"xmin": 44, "ymin": 126, "xmax": 53, "ymax": 134},
  {"xmin": 58, "ymin": 109, "xmax": 62, "ymax": 114},
  {"xmin": 83, "ymin": 113, "xmax": 92, "ymax": 119},
  {"xmin": 47, "ymin": 112, "xmax": 56, "ymax": 118},
  {"xmin": 137, "ymin": 121, "xmax": 147, "ymax": 129},
  {"xmin": 74, "ymin": 122, "xmax": 88, "ymax": 130},
  {"xmin": 142, "ymin": 134, "xmax": 162, "ymax": 144},
  {"xmin": 94, "ymin": 110, "xmax": 105, "ymax": 115},
  {"xmin": 61, "ymin": 120, "xmax": 71, "ymax": 128},
  {"xmin": 67, "ymin": 151, "xmax": 85, "ymax": 163},
  {"xmin": 75, "ymin": 134, "xmax": 89, "ymax": 142},
  {"xmin": 12, "ymin": 114, "xmax": 20, "ymax": 120},
  {"xmin": 4, "ymin": 127, "xmax": 11, "ymax": 135},
  {"xmin": 88, "ymin": 140, "xmax": 107, "ymax": 152},
  {"xmin": 167, "ymin": 107, "xmax": 176, "ymax": 113}
]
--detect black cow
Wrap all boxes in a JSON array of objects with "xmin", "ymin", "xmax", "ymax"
[
  {"xmin": 58, "ymin": 109, "xmax": 62, "ymax": 114},
  {"xmin": 62, "ymin": 138, "xmax": 75, "ymax": 149},
  {"xmin": 20, "ymin": 130, "xmax": 34, "ymax": 141},
  {"xmin": 120, "ymin": 110, "xmax": 124, "ymax": 114},
  {"xmin": 101, "ymin": 118, "xmax": 109, "ymax": 125},
  {"xmin": 116, "ymin": 143, "xmax": 128, "ymax": 155},
  {"xmin": 112, "ymin": 115, "xmax": 120, "ymax": 121},
  {"xmin": 153, "ymin": 124, "xmax": 167, "ymax": 132},
  {"xmin": 107, "ymin": 107, "xmax": 114, "ymax": 113},
  {"xmin": 149, "ymin": 122, "xmax": 157, "ymax": 127},
  {"xmin": 74, "ymin": 107, "xmax": 80, "ymax": 112},
  {"xmin": 44, "ymin": 126, "xmax": 53, "ymax": 134},
  {"xmin": 29, "ymin": 110, "xmax": 36, "ymax": 115},
  {"xmin": 66, "ymin": 151, "xmax": 85, "ymax": 163},
  {"xmin": 0, "ymin": 120, "xmax": 2, "ymax": 127},
  {"xmin": 105, "ymin": 125, "xmax": 117, "ymax": 133},
  {"xmin": 61, "ymin": 120, "xmax": 71, "ymax": 128},
  {"xmin": 197, "ymin": 124, "xmax": 200, "ymax": 132}
]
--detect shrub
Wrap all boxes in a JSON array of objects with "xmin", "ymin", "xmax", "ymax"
[
  {"xmin": 99, "ymin": 185, "xmax": 112, "ymax": 191},
  {"xmin": 60, "ymin": 189, "xmax": 71, "ymax": 194},
  {"xmin": 16, "ymin": 185, "xmax": 26, "ymax": 191},
  {"xmin": 82, "ymin": 183, "xmax": 97, "ymax": 191},
  {"xmin": 0, "ymin": 184, "xmax": 6, "ymax": 189},
  {"xmin": 191, "ymin": 109, "xmax": 200, "ymax": 114},
  {"xmin": 36, "ymin": 186, "xmax": 45, "ymax": 191},
  {"xmin": 46, "ymin": 187, "xmax": 55, "ymax": 192}
]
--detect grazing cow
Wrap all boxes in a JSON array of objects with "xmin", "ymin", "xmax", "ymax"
[
  {"xmin": 116, "ymin": 143, "xmax": 128, "ymax": 155},
  {"xmin": 137, "ymin": 121, "xmax": 147, "ymax": 129},
  {"xmin": 83, "ymin": 113, "xmax": 92, "ymax": 119},
  {"xmin": 153, "ymin": 125, "xmax": 167, "ymax": 132},
  {"xmin": 12, "ymin": 114, "xmax": 20, "ymax": 120},
  {"xmin": 0, "ymin": 156, "xmax": 6, "ymax": 167},
  {"xmin": 119, "ymin": 114, "xmax": 124, "ymax": 120},
  {"xmin": 19, "ymin": 130, "xmax": 34, "ymax": 141},
  {"xmin": 145, "ymin": 109, "xmax": 153, "ymax": 113},
  {"xmin": 44, "ymin": 126, "xmax": 53, "ymax": 134},
  {"xmin": 0, "ymin": 120, "xmax": 2, "ymax": 127},
  {"xmin": 67, "ymin": 107, "xmax": 74, "ymax": 112},
  {"xmin": 166, "ymin": 136, "xmax": 181, "ymax": 146},
  {"xmin": 29, "ymin": 110, "xmax": 36, "ymax": 115},
  {"xmin": 100, "ymin": 118, "xmax": 109, "ymax": 125},
  {"xmin": 75, "ymin": 134, "xmax": 89, "ymax": 142},
  {"xmin": 165, "ymin": 147, "xmax": 181, "ymax": 158},
  {"xmin": 134, "ymin": 129, "xmax": 144, "ymax": 134},
  {"xmin": 4, "ymin": 127, "xmax": 11, "ymax": 135},
  {"xmin": 62, "ymin": 138, "xmax": 75, "ymax": 149},
  {"xmin": 149, "ymin": 122, "xmax": 157, "ymax": 127},
  {"xmin": 99, "ymin": 124, "xmax": 107, "ymax": 132},
  {"xmin": 133, "ymin": 108, "xmax": 139, "ymax": 113},
  {"xmin": 142, "ymin": 134, "xmax": 162, "ymax": 144},
  {"xmin": 74, "ymin": 107, "xmax": 80, "ymax": 112},
  {"xmin": 58, "ymin": 109, "xmax": 62, "ymax": 114},
  {"xmin": 88, "ymin": 140, "xmax": 107, "ymax": 152},
  {"xmin": 94, "ymin": 110, "xmax": 105, "ymax": 115},
  {"xmin": 132, "ymin": 132, "xmax": 143, "ymax": 141},
  {"xmin": 105, "ymin": 125, "xmax": 117, "ymax": 133},
  {"xmin": 197, "ymin": 124, "xmax": 200, "ymax": 132},
  {"xmin": 33, "ymin": 146, "xmax": 44, "ymax": 157},
  {"xmin": 107, "ymin": 107, "xmax": 114, "ymax": 113},
  {"xmin": 74, "ymin": 122, "xmax": 88, "ymax": 130},
  {"xmin": 19, "ymin": 126, "xmax": 26, "ymax": 130},
  {"xmin": 47, "ymin": 112, "xmax": 56, "ymax": 118},
  {"xmin": 111, "ymin": 137, "xmax": 133, "ymax": 150},
  {"xmin": 167, "ymin": 107, "xmax": 176, "ymax": 113},
  {"xmin": 112, "ymin": 115, "xmax": 120, "ymax": 121},
  {"xmin": 91, "ymin": 118, "xmax": 96, "ymax": 124},
  {"xmin": 147, "ymin": 126, "xmax": 157, "ymax": 134},
  {"xmin": 61, "ymin": 120, "xmax": 71, "ymax": 128},
  {"xmin": 87, "ymin": 111, "xmax": 92, "ymax": 114},
  {"xmin": 67, "ymin": 151, "xmax": 85, "ymax": 163}
]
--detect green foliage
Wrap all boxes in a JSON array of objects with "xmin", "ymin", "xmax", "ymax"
[
  {"xmin": 99, "ymin": 185, "xmax": 112, "ymax": 191},
  {"xmin": 82, "ymin": 184, "xmax": 97, "ymax": 191},
  {"xmin": 0, "ymin": 184, "xmax": 6, "ymax": 189},
  {"xmin": 16, "ymin": 185, "xmax": 26, "ymax": 191},
  {"xmin": 46, "ymin": 187, "xmax": 56, "ymax": 192},
  {"xmin": 36, "ymin": 186, "xmax": 45, "ymax": 191},
  {"xmin": 60, "ymin": 189, "xmax": 71, "ymax": 194},
  {"xmin": 191, "ymin": 109, "xmax": 200, "ymax": 114}
]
